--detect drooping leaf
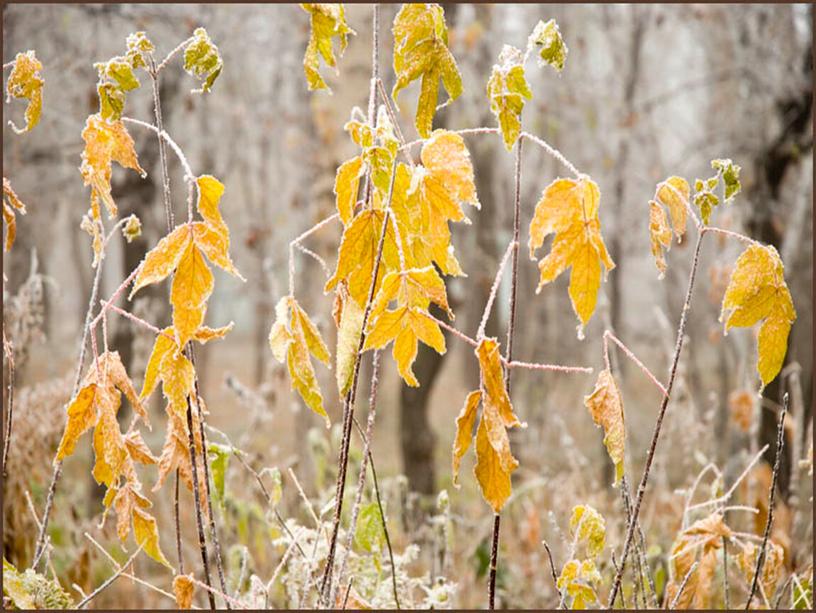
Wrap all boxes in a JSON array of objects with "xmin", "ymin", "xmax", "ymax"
[
  {"xmin": 528, "ymin": 176, "xmax": 614, "ymax": 334},
  {"xmin": 584, "ymin": 369, "xmax": 625, "ymax": 484},
  {"xmin": 207, "ymin": 442, "xmax": 232, "ymax": 508},
  {"xmin": 569, "ymin": 505, "xmax": 606, "ymax": 558},
  {"xmin": 363, "ymin": 305, "xmax": 446, "ymax": 387},
  {"xmin": 419, "ymin": 129, "xmax": 480, "ymax": 209},
  {"xmin": 133, "ymin": 506, "xmax": 171, "ymax": 566},
  {"xmin": 473, "ymin": 412, "xmax": 517, "ymax": 514},
  {"xmin": 334, "ymin": 156, "xmax": 364, "ymax": 225},
  {"xmin": 95, "ymin": 57, "xmax": 140, "ymax": 121},
  {"xmin": 130, "ymin": 225, "xmax": 192, "ymax": 296},
  {"xmin": 300, "ymin": 3, "xmax": 355, "ymax": 92},
  {"xmin": 392, "ymin": 3, "xmax": 463, "ymax": 138},
  {"xmin": 173, "ymin": 574, "xmax": 195, "ymax": 610},
  {"xmin": 721, "ymin": 244, "xmax": 796, "ymax": 388},
  {"xmin": 369, "ymin": 266, "xmax": 452, "ymax": 323},
  {"xmin": 6, "ymin": 50, "xmax": 43, "ymax": 134},
  {"xmin": 183, "ymin": 28, "xmax": 223, "ymax": 93},
  {"xmin": 3, "ymin": 177, "xmax": 27, "ymax": 252},
  {"xmin": 55, "ymin": 384, "xmax": 99, "ymax": 460},
  {"xmin": 170, "ymin": 239, "xmax": 215, "ymax": 350},
  {"xmin": 80, "ymin": 114, "xmax": 145, "ymax": 220},
  {"xmin": 334, "ymin": 285, "xmax": 364, "ymax": 396},
  {"xmin": 269, "ymin": 296, "xmax": 331, "ymax": 424},
  {"xmin": 649, "ymin": 176, "xmax": 689, "ymax": 276},
  {"xmin": 451, "ymin": 390, "xmax": 480, "ymax": 487},
  {"xmin": 486, "ymin": 45, "xmax": 532, "ymax": 150},
  {"xmin": 476, "ymin": 338, "xmax": 520, "ymax": 429},
  {"xmin": 529, "ymin": 19, "xmax": 568, "ymax": 72}
]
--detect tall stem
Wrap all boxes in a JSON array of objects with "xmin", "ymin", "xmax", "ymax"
[
  {"xmin": 185, "ymin": 395, "xmax": 216, "ymax": 609},
  {"xmin": 489, "ymin": 137, "xmax": 523, "ymax": 609},
  {"xmin": 318, "ymin": 5, "xmax": 381, "ymax": 604},
  {"xmin": 607, "ymin": 230, "xmax": 705, "ymax": 605},
  {"xmin": 2, "ymin": 336, "xmax": 15, "ymax": 479}
]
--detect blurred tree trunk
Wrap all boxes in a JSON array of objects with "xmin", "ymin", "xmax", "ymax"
[{"xmin": 745, "ymin": 21, "xmax": 812, "ymax": 499}]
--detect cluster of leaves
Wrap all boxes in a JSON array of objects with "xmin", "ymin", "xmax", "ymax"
[
  {"xmin": 647, "ymin": 171, "xmax": 795, "ymax": 389},
  {"xmin": 556, "ymin": 505, "xmax": 606, "ymax": 609},
  {"xmin": 2, "ymin": 558, "xmax": 74, "ymax": 609},
  {"xmin": 300, "ymin": 3, "xmax": 355, "ymax": 92}
]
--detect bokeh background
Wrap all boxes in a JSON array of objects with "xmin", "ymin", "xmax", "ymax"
[{"xmin": 3, "ymin": 4, "xmax": 813, "ymax": 609}]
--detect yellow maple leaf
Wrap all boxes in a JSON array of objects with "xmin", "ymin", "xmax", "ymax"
[
  {"xmin": 476, "ymin": 338, "xmax": 520, "ymax": 428},
  {"xmin": 364, "ymin": 305, "xmax": 446, "ymax": 387},
  {"xmin": 569, "ymin": 505, "xmax": 606, "ymax": 558},
  {"xmin": 196, "ymin": 175, "xmax": 228, "ymax": 236},
  {"xmin": 300, "ymin": 3, "xmax": 355, "ymax": 92},
  {"xmin": 557, "ymin": 559, "xmax": 601, "ymax": 610},
  {"xmin": 584, "ymin": 368, "xmax": 625, "ymax": 484},
  {"xmin": 473, "ymin": 411, "xmax": 518, "ymax": 514},
  {"xmin": 486, "ymin": 45, "xmax": 532, "ymax": 150},
  {"xmin": 392, "ymin": 3, "xmax": 463, "ymax": 138},
  {"xmin": 269, "ymin": 296, "xmax": 331, "ymax": 424},
  {"xmin": 80, "ymin": 114, "xmax": 145, "ymax": 220},
  {"xmin": 6, "ymin": 51, "xmax": 43, "ymax": 134},
  {"xmin": 528, "ymin": 176, "xmax": 615, "ymax": 333},
  {"xmin": 451, "ymin": 390, "xmax": 480, "ymax": 487},
  {"xmin": 55, "ymin": 384, "xmax": 99, "ymax": 460},
  {"xmin": 173, "ymin": 574, "xmax": 195, "ymax": 610},
  {"xmin": 325, "ymin": 209, "xmax": 401, "ymax": 307},
  {"xmin": 721, "ymin": 244, "xmax": 796, "ymax": 388},
  {"xmin": 171, "ymin": 240, "xmax": 215, "ymax": 349},
  {"xmin": 370, "ymin": 266, "xmax": 452, "ymax": 323},
  {"xmin": 419, "ymin": 130, "xmax": 480, "ymax": 209},
  {"xmin": 3, "ymin": 177, "xmax": 27, "ymax": 252}
]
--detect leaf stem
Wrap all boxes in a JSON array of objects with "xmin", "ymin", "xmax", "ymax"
[
  {"xmin": 603, "ymin": 330, "xmax": 668, "ymax": 397},
  {"xmin": 607, "ymin": 229, "xmax": 705, "ymax": 606},
  {"xmin": 76, "ymin": 545, "xmax": 143, "ymax": 609}
]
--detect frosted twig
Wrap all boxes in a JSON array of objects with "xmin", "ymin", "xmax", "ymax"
[
  {"xmin": 520, "ymin": 131, "xmax": 581, "ymax": 177},
  {"xmin": 542, "ymin": 541, "xmax": 562, "ymax": 603},
  {"xmin": 376, "ymin": 78, "xmax": 414, "ymax": 166},
  {"xmin": 2, "ymin": 335, "xmax": 15, "ymax": 478},
  {"xmin": 400, "ymin": 126, "xmax": 500, "ymax": 151},
  {"xmin": 745, "ymin": 395, "xmax": 787, "ymax": 610},
  {"xmin": 155, "ymin": 36, "xmax": 195, "ymax": 73},
  {"xmin": 121, "ymin": 117, "xmax": 195, "ymax": 180},
  {"xmin": 188, "ymin": 575, "xmax": 251, "ymax": 610},
  {"xmin": 90, "ymin": 265, "xmax": 141, "ymax": 328},
  {"xmin": 294, "ymin": 243, "xmax": 331, "ymax": 278},
  {"xmin": 288, "ymin": 467, "xmax": 321, "ymax": 529},
  {"xmin": 477, "ymin": 241, "xmax": 515, "ymax": 340},
  {"xmin": 669, "ymin": 561, "xmax": 699, "ymax": 609},
  {"xmin": 703, "ymin": 226, "xmax": 760, "ymax": 246},
  {"xmin": 686, "ymin": 444, "xmax": 769, "ymax": 512},
  {"xmin": 77, "ymin": 545, "xmax": 143, "ymax": 608},
  {"xmin": 288, "ymin": 213, "xmax": 340, "ymax": 295},
  {"xmin": 603, "ymin": 330, "xmax": 668, "ymax": 397},
  {"xmin": 99, "ymin": 300, "xmax": 172, "ymax": 339},
  {"xmin": 3, "ymin": 61, "xmax": 15, "ymax": 70}
]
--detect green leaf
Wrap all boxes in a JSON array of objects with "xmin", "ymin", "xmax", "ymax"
[
  {"xmin": 126, "ymin": 31, "xmax": 155, "ymax": 69},
  {"xmin": 207, "ymin": 442, "xmax": 232, "ymax": 508},
  {"xmin": 183, "ymin": 27, "xmax": 223, "ymax": 93},
  {"xmin": 392, "ymin": 3, "xmax": 463, "ymax": 138},
  {"xmin": 486, "ymin": 45, "xmax": 532, "ymax": 150},
  {"xmin": 354, "ymin": 501, "xmax": 386, "ymax": 553},
  {"xmin": 97, "ymin": 82, "xmax": 126, "ymax": 122},
  {"xmin": 711, "ymin": 158, "xmax": 741, "ymax": 201},
  {"xmin": 300, "ymin": 3, "xmax": 355, "ymax": 92},
  {"xmin": 529, "ymin": 19, "xmax": 568, "ymax": 72}
]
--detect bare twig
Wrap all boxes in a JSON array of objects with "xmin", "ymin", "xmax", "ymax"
[
  {"xmin": 477, "ymin": 240, "xmax": 515, "ymax": 341},
  {"xmin": 745, "ymin": 394, "xmax": 788, "ymax": 610},
  {"xmin": 77, "ymin": 545, "xmax": 143, "ymax": 609},
  {"xmin": 608, "ymin": 230, "xmax": 706, "ymax": 606},
  {"xmin": 723, "ymin": 535, "xmax": 730, "ymax": 609},
  {"xmin": 603, "ymin": 330, "xmax": 668, "ymax": 397},
  {"xmin": 155, "ymin": 35, "xmax": 195, "ymax": 73},
  {"xmin": 2, "ymin": 335, "xmax": 15, "ymax": 478},
  {"xmin": 669, "ymin": 561, "xmax": 699, "ymax": 609},
  {"xmin": 542, "ymin": 541, "xmax": 562, "ymax": 603}
]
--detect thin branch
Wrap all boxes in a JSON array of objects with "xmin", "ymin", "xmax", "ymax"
[
  {"xmin": 121, "ymin": 116, "xmax": 196, "ymax": 180},
  {"xmin": 745, "ymin": 394, "xmax": 788, "ymax": 610},
  {"xmin": 669, "ymin": 561, "xmax": 699, "ymax": 609},
  {"xmin": 542, "ymin": 541, "xmax": 562, "ymax": 603},
  {"xmin": 723, "ymin": 535, "xmax": 730, "ymax": 610},
  {"xmin": 477, "ymin": 240, "xmax": 515, "ymax": 340},
  {"xmin": 2, "ymin": 335, "xmax": 15, "ymax": 478},
  {"xmin": 375, "ymin": 78, "xmax": 414, "ymax": 166},
  {"xmin": 686, "ymin": 444, "xmax": 769, "ymax": 513},
  {"xmin": 185, "ymin": 396, "xmax": 216, "ymax": 609},
  {"xmin": 155, "ymin": 35, "xmax": 195, "ymax": 73},
  {"xmin": 76, "ymin": 545, "xmax": 143, "ymax": 609},
  {"xmin": 520, "ymin": 131, "xmax": 581, "ymax": 178},
  {"xmin": 603, "ymin": 330, "xmax": 668, "ymax": 397},
  {"xmin": 608, "ymin": 230, "xmax": 706, "ymax": 606},
  {"xmin": 704, "ymin": 225, "xmax": 761, "ymax": 246},
  {"xmin": 288, "ymin": 213, "xmax": 340, "ymax": 295},
  {"xmin": 148, "ymin": 54, "xmax": 175, "ymax": 229}
]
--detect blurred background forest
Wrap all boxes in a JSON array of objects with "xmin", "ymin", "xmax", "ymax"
[{"xmin": 3, "ymin": 3, "xmax": 813, "ymax": 609}]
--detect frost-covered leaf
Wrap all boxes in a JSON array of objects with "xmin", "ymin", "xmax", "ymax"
[
  {"xmin": 334, "ymin": 285, "xmax": 364, "ymax": 396},
  {"xmin": 693, "ymin": 159, "xmax": 741, "ymax": 224},
  {"xmin": 711, "ymin": 158, "xmax": 741, "ymax": 201},
  {"xmin": 528, "ymin": 176, "xmax": 614, "ymax": 334},
  {"xmin": 3, "ymin": 558, "xmax": 74, "ymax": 609},
  {"xmin": 355, "ymin": 501, "xmax": 386, "ymax": 553},
  {"xmin": 649, "ymin": 176, "xmax": 689, "ymax": 275},
  {"xmin": 392, "ymin": 3, "xmax": 463, "ymax": 138},
  {"xmin": 123, "ymin": 214, "xmax": 142, "ymax": 243},
  {"xmin": 171, "ymin": 240, "xmax": 215, "ymax": 349},
  {"xmin": 737, "ymin": 540, "xmax": 784, "ymax": 599},
  {"xmin": 486, "ymin": 45, "xmax": 532, "ymax": 150},
  {"xmin": 125, "ymin": 31, "xmax": 155, "ymax": 69},
  {"xmin": 3, "ymin": 177, "xmax": 27, "ymax": 252},
  {"xmin": 363, "ymin": 305, "xmax": 446, "ymax": 387},
  {"xmin": 334, "ymin": 155, "xmax": 363, "ymax": 225},
  {"xmin": 584, "ymin": 369, "xmax": 625, "ymax": 484},
  {"xmin": 370, "ymin": 266, "xmax": 452, "ymax": 323},
  {"xmin": 569, "ymin": 505, "xmax": 606, "ymax": 558},
  {"xmin": 557, "ymin": 559, "xmax": 601, "ymax": 610},
  {"xmin": 721, "ymin": 244, "xmax": 796, "ymax": 388},
  {"xmin": 133, "ymin": 506, "xmax": 171, "ymax": 566},
  {"xmin": 80, "ymin": 114, "xmax": 145, "ymax": 220},
  {"xmin": 183, "ymin": 27, "xmax": 222, "ymax": 93},
  {"xmin": 173, "ymin": 574, "xmax": 195, "ymax": 610},
  {"xmin": 269, "ymin": 296, "xmax": 330, "ymax": 424},
  {"xmin": 451, "ymin": 390, "xmax": 480, "ymax": 487},
  {"xmin": 529, "ymin": 19, "xmax": 568, "ymax": 72},
  {"xmin": 300, "ymin": 3, "xmax": 355, "ymax": 92},
  {"xmin": 6, "ymin": 50, "xmax": 43, "ymax": 134}
]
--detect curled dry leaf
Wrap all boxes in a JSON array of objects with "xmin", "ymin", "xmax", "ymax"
[
  {"xmin": 583, "ymin": 368, "xmax": 625, "ymax": 484},
  {"xmin": 301, "ymin": 3, "xmax": 355, "ymax": 92},
  {"xmin": 3, "ymin": 177, "xmax": 27, "ymax": 252},
  {"xmin": 173, "ymin": 574, "xmax": 195, "ymax": 609},
  {"xmin": 6, "ymin": 50, "xmax": 43, "ymax": 134},
  {"xmin": 648, "ymin": 176, "xmax": 689, "ymax": 276}
]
